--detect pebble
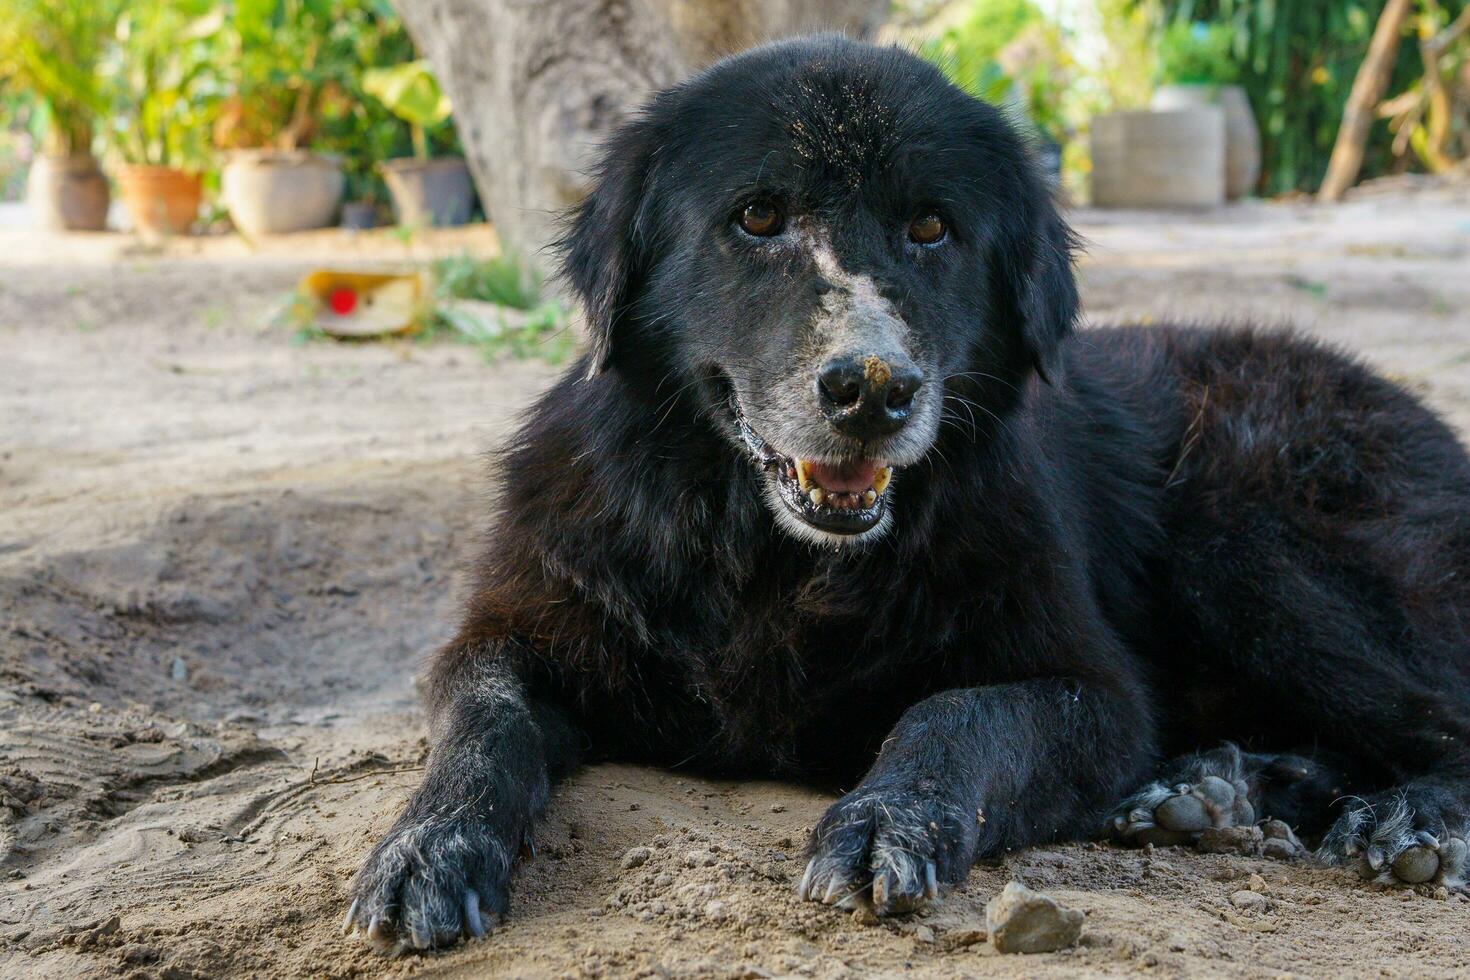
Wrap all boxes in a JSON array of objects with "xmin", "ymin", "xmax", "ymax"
[
  {"xmin": 1247, "ymin": 873, "xmax": 1269, "ymax": 893},
  {"xmin": 1198, "ymin": 825, "xmax": 1264, "ymax": 856},
  {"xmin": 1229, "ymin": 889, "xmax": 1271, "ymax": 912},
  {"xmin": 683, "ymin": 849, "xmax": 717, "ymax": 868},
  {"xmin": 620, "ymin": 846, "xmax": 652, "ymax": 869},
  {"xmin": 985, "ymin": 881, "xmax": 1084, "ymax": 954}
]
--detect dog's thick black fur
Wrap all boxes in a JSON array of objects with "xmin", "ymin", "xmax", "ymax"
[{"xmin": 344, "ymin": 37, "xmax": 1470, "ymax": 950}]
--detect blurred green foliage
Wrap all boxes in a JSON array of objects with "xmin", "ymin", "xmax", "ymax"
[
  {"xmin": 0, "ymin": 0, "xmax": 461, "ymax": 206},
  {"xmin": 103, "ymin": 1, "xmax": 224, "ymax": 168},
  {"xmin": 1156, "ymin": 20, "xmax": 1239, "ymax": 85},
  {"xmin": 920, "ymin": 0, "xmax": 1076, "ymax": 143},
  {"xmin": 0, "ymin": 0, "xmax": 125, "ymax": 155},
  {"xmin": 362, "ymin": 60, "xmax": 452, "ymax": 160},
  {"xmin": 1156, "ymin": 0, "xmax": 1469, "ymax": 194}
]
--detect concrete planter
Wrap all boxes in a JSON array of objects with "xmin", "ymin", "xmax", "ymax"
[
  {"xmin": 1090, "ymin": 108, "xmax": 1225, "ymax": 209},
  {"xmin": 27, "ymin": 154, "xmax": 110, "ymax": 231},
  {"xmin": 380, "ymin": 156, "xmax": 474, "ymax": 227},
  {"xmin": 221, "ymin": 150, "xmax": 343, "ymax": 236},
  {"xmin": 1151, "ymin": 84, "xmax": 1261, "ymax": 199},
  {"xmin": 117, "ymin": 164, "xmax": 202, "ymax": 236}
]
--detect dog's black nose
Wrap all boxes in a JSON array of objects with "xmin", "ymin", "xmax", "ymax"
[{"xmin": 816, "ymin": 354, "xmax": 923, "ymax": 437}]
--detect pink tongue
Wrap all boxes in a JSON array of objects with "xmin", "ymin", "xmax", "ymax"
[{"xmin": 806, "ymin": 459, "xmax": 882, "ymax": 493}]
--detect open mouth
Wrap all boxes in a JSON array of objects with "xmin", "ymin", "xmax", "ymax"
[{"xmin": 733, "ymin": 408, "xmax": 894, "ymax": 535}]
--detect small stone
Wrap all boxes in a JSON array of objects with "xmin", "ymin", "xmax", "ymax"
[
  {"xmin": 88, "ymin": 702, "xmax": 102, "ymax": 714},
  {"xmin": 629, "ymin": 802, "xmax": 640, "ymax": 811},
  {"xmin": 1263, "ymin": 839, "xmax": 1302, "ymax": 861},
  {"xmin": 621, "ymin": 846, "xmax": 652, "ymax": 869},
  {"xmin": 985, "ymin": 881, "xmax": 1084, "ymax": 954},
  {"xmin": 1247, "ymin": 873, "xmax": 1269, "ymax": 893},
  {"xmin": 913, "ymin": 925, "xmax": 935, "ymax": 943},
  {"xmin": 946, "ymin": 928, "xmax": 987, "ymax": 947},
  {"xmin": 851, "ymin": 906, "xmax": 879, "ymax": 926},
  {"xmin": 1229, "ymin": 889, "xmax": 1270, "ymax": 912},
  {"xmin": 171, "ymin": 657, "xmax": 188, "ymax": 681},
  {"xmin": 683, "ymin": 849, "xmax": 717, "ymax": 868},
  {"xmin": 1197, "ymin": 825, "xmax": 1264, "ymax": 856},
  {"xmin": 770, "ymin": 803, "xmax": 787, "ymax": 813},
  {"xmin": 704, "ymin": 900, "xmax": 728, "ymax": 921}
]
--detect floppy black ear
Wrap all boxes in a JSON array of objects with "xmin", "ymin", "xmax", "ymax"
[
  {"xmin": 557, "ymin": 121, "xmax": 655, "ymax": 379},
  {"xmin": 996, "ymin": 175, "xmax": 1079, "ymax": 384}
]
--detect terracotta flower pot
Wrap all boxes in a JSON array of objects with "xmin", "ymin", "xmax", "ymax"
[
  {"xmin": 380, "ymin": 156, "xmax": 474, "ymax": 227},
  {"xmin": 117, "ymin": 164, "xmax": 203, "ymax": 235},
  {"xmin": 221, "ymin": 150, "xmax": 344, "ymax": 236},
  {"xmin": 27, "ymin": 154, "xmax": 110, "ymax": 231}
]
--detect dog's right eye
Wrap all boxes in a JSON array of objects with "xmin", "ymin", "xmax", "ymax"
[{"xmin": 738, "ymin": 201, "xmax": 784, "ymax": 237}]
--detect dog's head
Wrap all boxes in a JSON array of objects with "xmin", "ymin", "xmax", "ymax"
[{"xmin": 559, "ymin": 35, "xmax": 1077, "ymax": 547}]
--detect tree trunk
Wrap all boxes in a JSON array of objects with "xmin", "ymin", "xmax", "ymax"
[
  {"xmin": 394, "ymin": 0, "xmax": 888, "ymax": 262},
  {"xmin": 1318, "ymin": 0, "xmax": 1413, "ymax": 202}
]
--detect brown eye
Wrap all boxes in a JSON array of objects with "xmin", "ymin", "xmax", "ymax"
[
  {"xmin": 908, "ymin": 213, "xmax": 947, "ymax": 245},
  {"xmin": 739, "ymin": 200, "xmax": 783, "ymax": 237}
]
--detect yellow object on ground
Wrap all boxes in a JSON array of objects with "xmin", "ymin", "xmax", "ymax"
[{"xmin": 298, "ymin": 269, "xmax": 427, "ymax": 337}]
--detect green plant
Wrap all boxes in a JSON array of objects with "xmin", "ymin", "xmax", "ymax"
[
  {"xmin": 1154, "ymin": 0, "xmax": 1469, "ymax": 194},
  {"xmin": 430, "ymin": 254, "xmax": 570, "ymax": 363},
  {"xmin": 362, "ymin": 60, "xmax": 451, "ymax": 160},
  {"xmin": 0, "ymin": 0, "xmax": 124, "ymax": 156},
  {"xmin": 103, "ymin": 1, "xmax": 224, "ymax": 169},
  {"xmin": 1156, "ymin": 20, "xmax": 1239, "ymax": 86},
  {"xmin": 920, "ymin": 0, "xmax": 1045, "ymax": 104}
]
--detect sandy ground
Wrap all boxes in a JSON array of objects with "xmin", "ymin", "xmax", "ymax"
[{"xmin": 3, "ymin": 185, "xmax": 1470, "ymax": 979}]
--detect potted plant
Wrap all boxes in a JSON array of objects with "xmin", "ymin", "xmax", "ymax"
[
  {"xmin": 213, "ymin": 0, "xmax": 347, "ymax": 235},
  {"xmin": 104, "ymin": 2, "xmax": 221, "ymax": 236},
  {"xmin": 363, "ymin": 60, "xmax": 474, "ymax": 227},
  {"xmin": 1149, "ymin": 20, "xmax": 1260, "ymax": 199},
  {"xmin": 0, "ymin": 0, "xmax": 121, "ymax": 231}
]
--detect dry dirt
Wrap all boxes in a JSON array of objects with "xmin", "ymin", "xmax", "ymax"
[{"xmin": 3, "ymin": 185, "xmax": 1470, "ymax": 979}]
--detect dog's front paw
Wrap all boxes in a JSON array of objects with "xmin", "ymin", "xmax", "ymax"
[
  {"xmin": 799, "ymin": 785, "xmax": 975, "ymax": 916},
  {"xmin": 1110, "ymin": 773, "xmax": 1254, "ymax": 847},
  {"xmin": 343, "ymin": 811, "xmax": 517, "ymax": 953},
  {"xmin": 1318, "ymin": 793, "xmax": 1468, "ymax": 890}
]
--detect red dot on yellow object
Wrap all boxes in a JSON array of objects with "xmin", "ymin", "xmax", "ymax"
[{"xmin": 328, "ymin": 287, "xmax": 358, "ymax": 315}]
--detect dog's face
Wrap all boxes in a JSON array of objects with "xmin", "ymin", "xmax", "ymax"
[{"xmin": 561, "ymin": 37, "xmax": 1077, "ymax": 547}]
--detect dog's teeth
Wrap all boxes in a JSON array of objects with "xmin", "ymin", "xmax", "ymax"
[
  {"xmin": 862, "ymin": 490, "xmax": 876, "ymax": 508},
  {"xmin": 809, "ymin": 488, "xmax": 826, "ymax": 507},
  {"xmin": 872, "ymin": 467, "xmax": 892, "ymax": 495},
  {"xmin": 795, "ymin": 459, "xmax": 812, "ymax": 490}
]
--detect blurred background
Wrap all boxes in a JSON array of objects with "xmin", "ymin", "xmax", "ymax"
[
  {"xmin": 3, "ymin": 4, "xmax": 1470, "ymax": 977},
  {"xmin": 3, "ymin": 1, "xmax": 1467, "ymax": 246}
]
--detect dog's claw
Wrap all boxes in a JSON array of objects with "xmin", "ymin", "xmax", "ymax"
[
  {"xmin": 924, "ymin": 861, "xmax": 938, "ymax": 899},
  {"xmin": 464, "ymin": 890, "xmax": 486, "ymax": 939},
  {"xmin": 366, "ymin": 914, "xmax": 393, "ymax": 951},
  {"xmin": 341, "ymin": 898, "xmax": 360, "ymax": 936},
  {"xmin": 872, "ymin": 872, "xmax": 888, "ymax": 907}
]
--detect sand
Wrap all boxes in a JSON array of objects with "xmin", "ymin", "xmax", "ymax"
[{"xmin": 3, "ymin": 184, "xmax": 1470, "ymax": 978}]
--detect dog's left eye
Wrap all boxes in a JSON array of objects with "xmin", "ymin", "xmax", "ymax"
[
  {"xmin": 738, "ymin": 201, "xmax": 784, "ymax": 237},
  {"xmin": 908, "ymin": 213, "xmax": 947, "ymax": 246}
]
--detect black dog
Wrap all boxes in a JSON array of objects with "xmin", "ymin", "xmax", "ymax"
[{"xmin": 344, "ymin": 36, "xmax": 1470, "ymax": 951}]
